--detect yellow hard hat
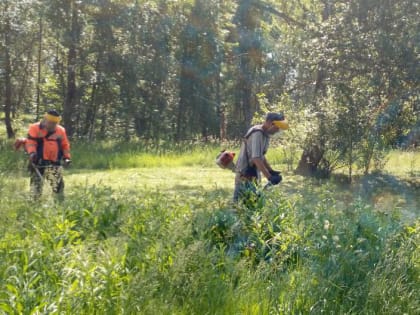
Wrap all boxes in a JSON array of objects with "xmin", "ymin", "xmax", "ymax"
[
  {"xmin": 273, "ymin": 119, "xmax": 289, "ymax": 130},
  {"xmin": 44, "ymin": 110, "xmax": 61, "ymax": 123}
]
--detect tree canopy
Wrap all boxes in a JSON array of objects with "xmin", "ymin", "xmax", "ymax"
[{"xmin": 1, "ymin": 0, "xmax": 419, "ymax": 176}]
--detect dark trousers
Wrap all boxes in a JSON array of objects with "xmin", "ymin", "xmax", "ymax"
[{"xmin": 30, "ymin": 165, "xmax": 65, "ymax": 200}]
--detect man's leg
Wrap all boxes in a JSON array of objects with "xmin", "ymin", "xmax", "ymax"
[
  {"xmin": 233, "ymin": 173, "xmax": 245, "ymax": 202},
  {"xmin": 47, "ymin": 166, "xmax": 65, "ymax": 201},
  {"xmin": 29, "ymin": 166, "xmax": 43, "ymax": 200}
]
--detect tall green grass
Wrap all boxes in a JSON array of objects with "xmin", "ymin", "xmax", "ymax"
[
  {"xmin": 0, "ymin": 139, "xmax": 289, "ymax": 171},
  {"xmin": 71, "ymin": 141, "xmax": 289, "ymax": 170},
  {"xmin": 2, "ymin": 138, "xmax": 417, "ymax": 173},
  {"xmin": 72, "ymin": 141, "xmax": 224, "ymax": 169},
  {"xmin": 0, "ymin": 180, "xmax": 418, "ymax": 314}
]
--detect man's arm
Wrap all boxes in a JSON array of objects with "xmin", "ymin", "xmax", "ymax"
[
  {"xmin": 25, "ymin": 125, "xmax": 38, "ymax": 157},
  {"xmin": 263, "ymin": 157, "xmax": 274, "ymax": 172},
  {"xmin": 61, "ymin": 128, "xmax": 71, "ymax": 159},
  {"xmin": 251, "ymin": 157, "xmax": 271, "ymax": 179}
]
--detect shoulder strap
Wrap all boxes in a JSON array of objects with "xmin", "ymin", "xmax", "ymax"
[
  {"xmin": 244, "ymin": 127, "xmax": 264, "ymax": 140},
  {"xmin": 45, "ymin": 130, "xmax": 55, "ymax": 139}
]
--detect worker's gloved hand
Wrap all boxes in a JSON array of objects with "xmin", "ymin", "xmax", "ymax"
[
  {"xmin": 269, "ymin": 170, "xmax": 281, "ymax": 177},
  {"xmin": 63, "ymin": 159, "xmax": 72, "ymax": 168},
  {"xmin": 269, "ymin": 174, "xmax": 282, "ymax": 185},
  {"xmin": 29, "ymin": 152, "xmax": 37, "ymax": 163}
]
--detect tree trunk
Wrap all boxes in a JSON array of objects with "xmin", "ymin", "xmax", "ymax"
[
  {"xmin": 219, "ymin": 107, "xmax": 227, "ymax": 140},
  {"xmin": 63, "ymin": 45, "xmax": 76, "ymax": 137},
  {"xmin": 348, "ymin": 137, "xmax": 353, "ymax": 183},
  {"xmin": 99, "ymin": 109, "xmax": 107, "ymax": 140},
  {"xmin": 16, "ymin": 49, "xmax": 33, "ymax": 117},
  {"xmin": 3, "ymin": 1, "xmax": 15, "ymax": 139},
  {"xmin": 295, "ymin": 143, "xmax": 324, "ymax": 176},
  {"xmin": 295, "ymin": 0, "xmax": 331, "ymax": 176},
  {"xmin": 240, "ymin": 57, "xmax": 254, "ymax": 130},
  {"xmin": 63, "ymin": 0, "xmax": 79, "ymax": 138},
  {"xmin": 36, "ymin": 15, "xmax": 43, "ymax": 120},
  {"xmin": 84, "ymin": 82, "xmax": 98, "ymax": 139},
  {"xmin": 216, "ymin": 61, "xmax": 226, "ymax": 140}
]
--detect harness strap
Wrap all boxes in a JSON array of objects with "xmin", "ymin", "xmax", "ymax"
[{"xmin": 243, "ymin": 127, "xmax": 265, "ymax": 166}]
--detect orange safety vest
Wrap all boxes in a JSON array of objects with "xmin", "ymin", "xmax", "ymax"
[{"xmin": 25, "ymin": 122, "xmax": 71, "ymax": 163}]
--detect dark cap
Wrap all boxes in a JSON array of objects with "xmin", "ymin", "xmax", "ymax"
[
  {"xmin": 266, "ymin": 112, "xmax": 285, "ymax": 122},
  {"xmin": 46, "ymin": 109, "xmax": 61, "ymax": 117}
]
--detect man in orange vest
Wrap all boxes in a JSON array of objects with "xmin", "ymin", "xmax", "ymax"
[{"xmin": 25, "ymin": 110, "xmax": 72, "ymax": 200}]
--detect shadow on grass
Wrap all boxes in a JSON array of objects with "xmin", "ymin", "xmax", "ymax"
[
  {"xmin": 358, "ymin": 172, "xmax": 419, "ymax": 194},
  {"xmin": 278, "ymin": 171, "xmax": 419, "ymax": 221}
]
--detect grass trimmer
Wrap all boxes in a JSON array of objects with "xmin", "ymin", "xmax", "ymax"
[
  {"xmin": 31, "ymin": 162, "xmax": 44, "ymax": 184},
  {"xmin": 263, "ymin": 182, "xmax": 273, "ymax": 190}
]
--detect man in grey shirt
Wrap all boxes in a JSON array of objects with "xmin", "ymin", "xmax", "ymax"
[{"xmin": 233, "ymin": 112, "xmax": 289, "ymax": 202}]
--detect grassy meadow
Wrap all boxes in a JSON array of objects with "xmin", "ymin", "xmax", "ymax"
[{"xmin": 0, "ymin": 140, "xmax": 419, "ymax": 314}]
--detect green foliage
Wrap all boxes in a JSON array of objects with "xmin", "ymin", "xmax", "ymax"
[
  {"xmin": 292, "ymin": 0, "xmax": 420, "ymax": 178},
  {"xmin": 2, "ymin": 0, "xmax": 417, "ymax": 144},
  {"xmin": 1, "ymin": 160, "xmax": 418, "ymax": 314}
]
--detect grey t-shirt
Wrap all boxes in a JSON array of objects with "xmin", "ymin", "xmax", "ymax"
[{"xmin": 235, "ymin": 125, "xmax": 270, "ymax": 174}]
